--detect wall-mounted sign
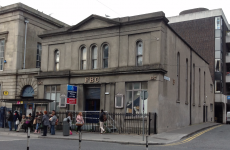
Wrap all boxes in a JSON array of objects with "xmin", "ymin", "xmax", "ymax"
[
  {"xmin": 227, "ymin": 96, "xmax": 230, "ymax": 100},
  {"xmin": 17, "ymin": 101, "xmax": 23, "ymax": 104},
  {"xmin": 164, "ymin": 76, "xmax": 170, "ymax": 81},
  {"xmin": 3, "ymin": 91, "xmax": 8, "ymax": 95},
  {"xmin": 67, "ymin": 85, "xmax": 77, "ymax": 104},
  {"xmin": 85, "ymin": 77, "xmax": 100, "ymax": 83}
]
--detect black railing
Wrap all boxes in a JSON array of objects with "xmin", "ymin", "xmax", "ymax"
[{"xmin": 51, "ymin": 111, "xmax": 157, "ymax": 135}]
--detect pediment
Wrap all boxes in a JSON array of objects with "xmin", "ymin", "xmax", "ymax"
[{"xmin": 68, "ymin": 15, "xmax": 120, "ymax": 31}]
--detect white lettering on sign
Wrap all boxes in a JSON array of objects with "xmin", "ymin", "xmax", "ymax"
[
  {"xmin": 85, "ymin": 77, "xmax": 100, "ymax": 83},
  {"xmin": 164, "ymin": 76, "xmax": 170, "ymax": 81}
]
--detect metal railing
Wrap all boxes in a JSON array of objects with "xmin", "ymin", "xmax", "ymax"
[{"xmin": 52, "ymin": 111, "xmax": 157, "ymax": 135}]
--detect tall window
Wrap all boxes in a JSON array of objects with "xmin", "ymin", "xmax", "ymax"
[
  {"xmin": 126, "ymin": 82, "xmax": 148, "ymax": 114},
  {"xmin": 186, "ymin": 59, "xmax": 188, "ymax": 104},
  {"xmin": 177, "ymin": 52, "xmax": 180, "ymax": 102},
  {"xmin": 204, "ymin": 72, "xmax": 206, "ymax": 103},
  {"xmin": 199, "ymin": 69, "xmax": 201, "ymax": 106},
  {"xmin": 36, "ymin": 43, "xmax": 42, "ymax": 68},
  {"xmin": 91, "ymin": 46, "xmax": 97, "ymax": 69},
  {"xmin": 81, "ymin": 47, "xmax": 87, "ymax": 70},
  {"xmin": 103, "ymin": 44, "xmax": 109, "ymax": 68},
  {"xmin": 45, "ymin": 85, "xmax": 60, "ymax": 111},
  {"xmin": 54, "ymin": 50, "xmax": 59, "ymax": 71},
  {"xmin": 0, "ymin": 40, "xmax": 5, "ymax": 71},
  {"xmin": 136, "ymin": 41, "xmax": 143, "ymax": 66},
  {"xmin": 193, "ymin": 64, "xmax": 195, "ymax": 105}
]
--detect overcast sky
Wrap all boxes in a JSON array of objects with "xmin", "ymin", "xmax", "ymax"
[{"xmin": 1, "ymin": 0, "xmax": 230, "ymax": 26}]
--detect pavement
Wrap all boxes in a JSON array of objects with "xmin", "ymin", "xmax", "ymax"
[{"xmin": 0, "ymin": 122, "xmax": 220, "ymax": 145}]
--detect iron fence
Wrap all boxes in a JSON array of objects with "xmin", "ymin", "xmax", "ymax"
[{"xmin": 52, "ymin": 111, "xmax": 157, "ymax": 135}]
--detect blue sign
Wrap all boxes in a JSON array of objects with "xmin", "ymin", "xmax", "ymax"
[
  {"xmin": 67, "ymin": 85, "xmax": 77, "ymax": 104},
  {"xmin": 227, "ymin": 96, "xmax": 230, "ymax": 100}
]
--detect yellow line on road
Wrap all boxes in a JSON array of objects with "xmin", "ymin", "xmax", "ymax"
[{"xmin": 161, "ymin": 125, "xmax": 222, "ymax": 146}]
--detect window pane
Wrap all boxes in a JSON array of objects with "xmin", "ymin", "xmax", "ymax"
[
  {"xmin": 51, "ymin": 86, "xmax": 55, "ymax": 92},
  {"xmin": 133, "ymin": 91, "xmax": 140, "ymax": 114},
  {"xmin": 215, "ymin": 38, "xmax": 221, "ymax": 50},
  {"xmin": 140, "ymin": 91, "xmax": 148, "ymax": 114},
  {"xmin": 116, "ymin": 96, "xmax": 122, "ymax": 106},
  {"xmin": 56, "ymin": 86, "xmax": 60, "ymax": 92},
  {"xmin": 92, "ymin": 60, "xmax": 97, "ymax": 69},
  {"xmin": 45, "ymin": 93, "xmax": 50, "ymax": 99},
  {"xmin": 141, "ymin": 82, "xmax": 148, "ymax": 89},
  {"xmin": 50, "ymin": 102, "xmax": 55, "ymax": 111},
  {"xmin": 137, "ymin": 41, "xmax": 143, "ymax": 55},
  {"xmin": 56, "ymin": 93, "xmax": 60, "ymax": 102},
  {"xmin": 126, "ymin": 83, "xmax": 132, "ymax": 90},
  {"xmin": 0, "ymin": 52, "xmax": 4, "ymax": 58},
  {"xmin": 126, "ymin": 91, "xmax": 132, "ymax": 113},
  {"xmin": 137, "ymin": 56, "xmax": 142, "ymax": 66},
  {"xmin": 134, "ymin": 83, "xmax": 140, "ymax": 89},
  {"xmin": 51, "ymin": 93, "xmax": 56, "ymax": 100},
  {"xmin": 56, "ymin": 51, "xmax": 59, "ymax": 62},
  {"xmin": 45, "ymin": 86, "xmax": 51, "ymax": 93},
  {"xmin": 82, "ymin": 60, "xmax": 86, "ymax": 70},
  {"xmin": 215, "ymin": 81, "xmax": 221, "ymax": 92},
  {"xmin": 82, "ymin": 47, "xmax": 86, "ymax": 60},
  {"xmin": 215, "ymin": 30, "xmax": 222, "ymax": 38},
  {"xmin": 92, "ymin": 46, "xmax": 97, "ymax": 59},
  {"xmin": 0, "ymin": 65, "xmax": 2, "ymax": 71},
  {"xmin": 215, "ymin": 59, "xmax": 221, "ymax": 72},
  {"xmin": 56, "ymin": 63, "xmax": 59, "ymax": 71},
  {"xmin": 215, "ymin": 51, "xmax": 221, "ymax": 59},
  {"xmin": 103, "ymin": 59, "xmax": 108, "ymax": 68},
  {"xmin": 103, "ymin": 45, "xmax": 108, "ymax": 58}
]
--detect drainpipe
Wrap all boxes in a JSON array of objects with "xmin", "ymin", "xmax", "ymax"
[{"xmin": 23, "ymin": 19, "xmax": 29, "ymax": 69}]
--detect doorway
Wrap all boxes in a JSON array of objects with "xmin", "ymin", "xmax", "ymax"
[{"xmin": 85, "ymin": 99, "xmax": 100, "ymax": 111}]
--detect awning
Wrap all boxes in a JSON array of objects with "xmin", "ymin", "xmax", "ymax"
[{"xmin": 0, "ymin": 99, "xmax": 53, "ymax": 103}]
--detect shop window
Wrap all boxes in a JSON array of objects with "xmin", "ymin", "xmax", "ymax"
[
  {"xmin": 215, "ymin": 59, "xmax": 221, "ymax": 72},
  {"xmin": 36, "ymin": 43, "xmax": 42, "ymax": 68},
  {"xmin": 215, "ymin": 81, "xmax": 222, "ymax": 93},
  {"xmin": 81, "ymin": 47, "xmax": 87, "ymax": 70},
  {"xmin": 0, "ymin": 40, "xmax": 5, "ymax": 71},
  {"xmin": 125, "ymin": 82, "xmax": 148, "ymax": 114},
  {"xmin": 45, "ymin": 85, "xmax": 60, "ymax": 111},
  {"xmin": 91, "ymin": 46, "xmax": 97, "ymax": 69},
  {"xmin": 103, "ymin": 44, "xmax": 109, "ymax": 68},
  {"xmin": 177, "ymin": 52, "xmax": 180, "ymax": 102},
  {"xmin": 136, "ymin": 41, "xmax": 143, "ymax": 66},
  {"xmin": 54, "ymin": 50, "xmax": 59, "ymax": 71}
]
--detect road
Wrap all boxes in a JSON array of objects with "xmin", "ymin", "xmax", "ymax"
[{"xmin": 0, "ymin": 124, "xmax": 229, "ymax": 150}]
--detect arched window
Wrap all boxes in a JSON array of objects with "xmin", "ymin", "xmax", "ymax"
[
  {"xmin": 81, "ymin": 47, "xmax": 87, "ymax": 70},
  {"xmin": 91, "ymin": 46, "xmax": 97, "ymax": 69},
  {"xmin": 177, "ymin": 52, "xmax": 180, "ymax": 102},
  {"xmin": 103, "ymin": 44, "xmax": 109, "ymax": 68},
  {"xmin": 22, "ymin": 86, "xmax": 34, "ymax": 98},
  {"xmin": 54, "ymin": 50, "xmax": 59, "ymax": 71},
  {"xmin": 136, "ymin": 41, "xmax": 143, "ymax": 66}
]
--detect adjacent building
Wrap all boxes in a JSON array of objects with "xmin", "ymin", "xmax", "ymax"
[
  {"xmin": 37, "ymin": 12, "xmax": 214, "ymax": 133},
  {"xmin": 0, "ymin": 3, "xmax": 68, "ymax": 115},
  {"xmin": 168, "ymin": 8, "xmax": 230, "ymax": 123}
]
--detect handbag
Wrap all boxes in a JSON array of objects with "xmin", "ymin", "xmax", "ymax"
[
  {"xmin": 16, "ymin": 119, "xmax": 19, "ymax": 125},
  {"xmin": 76, "ymin": 122, "xmax": 83, "ymax": 126},
  {"xmin": 33, "ymin": 119, "xmax": 37, "ymax": 125}
]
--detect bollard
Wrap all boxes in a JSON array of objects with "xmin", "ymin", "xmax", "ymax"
[
  {"xmin": 146, "ymin": 136, "xmax": 148, "ymax": 150},
  {"xmin": 79, "ymin": 132, "xmax": 82, "ymax": 150},
  {"xmin": 27, "ymin": 127, "xmax": 30, "ymax": 150}
]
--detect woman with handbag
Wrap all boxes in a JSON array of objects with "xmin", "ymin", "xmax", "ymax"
[
  {"xmin": 35, "ymin": 111, "xmax": 42, "ymax": 133},
  {"xmin": 24, "ymin": 113, "xmax": 33, "ymax": 133},
  {"xmin": 13, "ymin": 111, "xmax": 20, "ymax": 131},
  {"xmin": 76, "ymin": 112, "xmax": 84, "ymax": 134}
]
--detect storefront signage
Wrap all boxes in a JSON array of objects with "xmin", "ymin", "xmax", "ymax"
[
  {"xmin": 85, "ymin": 77, "xmax": 100, "ymax": 83},
  {"xmin": 227, "ymin": 96, "xmax": 230, "ymax": 100},
  {"xmin": 17, "ymin": 101, "xmax": 23, "ymax": 104},
  {"xmin": 67, "ymin": 85, "xmax": 77, "ymax": 104},
  {"xmin": 3, "ymin": 91, "xmax": 9, "ymax": 95}
]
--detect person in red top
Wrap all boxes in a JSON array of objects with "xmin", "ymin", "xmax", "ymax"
[{"xmin": 76, "ymin": 112, "xmax": 84, "ymax": 134}]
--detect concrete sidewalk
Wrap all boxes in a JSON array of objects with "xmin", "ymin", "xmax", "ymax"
[{"xmin": 0, "ymin": 122, "xmax": 220, "ymax": 145}]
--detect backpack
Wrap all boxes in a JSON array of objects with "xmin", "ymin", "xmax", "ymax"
[{"xmin": 103, "ymin": 114, "xmax": 107, "ymax": 122}]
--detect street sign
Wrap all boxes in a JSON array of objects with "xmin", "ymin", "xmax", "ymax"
[
  {"xmin": 164, "ymin": 76, "xmax": 170, "ymax": 81},
  {"xmin": 3, "ymin": 91, "xmax": 8, "ymax": 95},
  {"xmin": 227, "ymin": 96, "xmax": 230, "ymax": 100},
  {"xmin": 67, "ymin": 85, "xmax": 77, "ymax": 104}
]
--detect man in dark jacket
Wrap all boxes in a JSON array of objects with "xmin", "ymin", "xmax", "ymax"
[
  {"xmin": 99, "ymin": 109, "xmax": 106, "ymax": 134},
  {"xmin": 6, "ymin": 111, "xmax": 13, "ymax": 131},
  {"xmin": 13, "ymin": 111, "xmax": 20, "ymax": 131}
]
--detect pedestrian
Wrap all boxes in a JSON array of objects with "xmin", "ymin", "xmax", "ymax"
[
  {"xmin": 16, "ymin": 115, "xmax": 26, "ymax": 132},
  {"xmin": 76, "ymin": 112, "xmax": 84, "ymax": 134},
  {"xmin": 99, "ymin": 109, "xmax": 106, "ymax": 134},
  {"xmin": 49, "ymin": 111, "xmax": 57, "ymax": 135},
  {"xmin": 42, "ymin": 111, "xmax": 49, "ymax": 136},
  {"xmin": 13, "ymin": 111, "xmax": 20, "ymax": 131},
  {"xmin": 33, "ymin": 112, "xmax": 38, "ymax": 133},
  {"xmin": 35, "ymin": 111, "xmax": 42, "ymax": 133},
  {"xmin": 6, "ymin": 111, "xmax": 13, "ymax": 131},
  {"xmin": 24, "ymin": 113, "xmax": 33, "ymax": 133},
  {"xmin": 67, "ymin": 113, "xmax": 72, "ymax": 135}
]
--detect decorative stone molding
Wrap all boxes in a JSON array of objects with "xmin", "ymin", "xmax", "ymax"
[
  {"xmin": 16, "ymin": 77, "xmax": 37, "ymax": 99},
  {"xmin": 0, "ymin": 31, "xmax": 9, "ymax": 41}
]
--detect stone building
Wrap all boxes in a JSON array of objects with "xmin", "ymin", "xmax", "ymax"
[
  {"xmin": 37, "ymin": 12, "xmax": 214, "ymax": 133},
  {"xmin": 168, "ymin": 8, "xmax": 230, "ymax": 123},
  {"xmin": 0, "ymin": 3, "xmax": 68, "ymax": 115}
]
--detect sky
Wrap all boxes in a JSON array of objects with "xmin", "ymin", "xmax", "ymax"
[{"xmin": 1, "ymin": 0, "xmax": 230, "ymax": 26}]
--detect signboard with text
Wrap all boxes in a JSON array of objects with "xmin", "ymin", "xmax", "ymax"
[{"xmin": 67, "ymin": 85, "xmax": 77, "ymax": 104}]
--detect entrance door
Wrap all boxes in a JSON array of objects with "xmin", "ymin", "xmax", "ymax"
[{"xmin": 85, "ymin": 99, "xmax": 100, "ymax": 111}]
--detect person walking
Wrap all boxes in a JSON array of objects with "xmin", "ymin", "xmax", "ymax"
[
  {"xmin": 49, "ymin": 111, "xmax": 57, "ymax": 135},
  {"xmin": 13, "ymin": 111, "xmax": 20, "ymax": 131},
  {"xmin": 35, "ymin": 111, "xmax": 42, "ymax": 133},
  {"xmin": 6, "ymin": 111, "xmax": 13, "ymax": 131},
  {"xmin": 16, "ymin": 115, "xmax": 26, "ymax": 132},
  {"xmin": 76, "ymin": 112, "xmax": 84, "ymax": 134},
  {"xmin": 99, "ymin": 109, "xmax": 106, "ymax": 134},
  {"xmin": 42, "ymin": 111, "xmax": 49, "ymax": 136},
  {"xmin": 67, "ymin": 113, "xmax": 72, "ymax": 135}
]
